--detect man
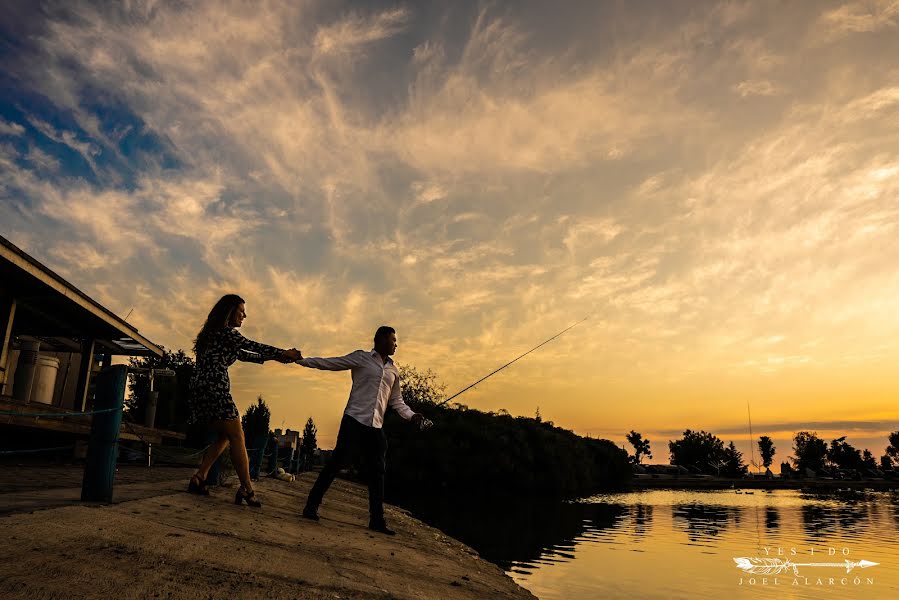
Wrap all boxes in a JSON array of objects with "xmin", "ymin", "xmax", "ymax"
[{"xmin": 297, "ymin": 326, "xmax": 423, "ymax": 535}]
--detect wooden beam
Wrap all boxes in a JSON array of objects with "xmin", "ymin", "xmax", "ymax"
[
  {"xmin": 0, "ymin": 295, "xmax": 14, "ymax": 387},
  {"xmin": 75, "ymin": 338, "xmax": 95, "ymax": 412},
  {"xmin": 41, "ymin": 336, "xmax": 82, "ymax": 352},
  {"xmin": 0, "ymin": 414, "xmax": 184, "ymax": 444}
]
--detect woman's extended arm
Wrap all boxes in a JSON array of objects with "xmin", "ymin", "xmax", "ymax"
[{"xmin": 230, "ymin": 329, "xmax": 288, "ymax": 363}]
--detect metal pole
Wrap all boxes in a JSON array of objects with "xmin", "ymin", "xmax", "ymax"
[
  {"xmin": 144, "ymin": 391, "xmax": 159, "ymax": 428},
  {"xmin": 81, "ymin": 365, "xmax": 126, "ymax": 502}
]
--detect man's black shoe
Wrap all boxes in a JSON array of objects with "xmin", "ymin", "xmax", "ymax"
[
  {"xmin": 302, "ymin": 507, "xmax": 320, "ymax": 521},
  {"xmin": 368, "ymin": 521, "xmax": 395, "ymax": 535}
]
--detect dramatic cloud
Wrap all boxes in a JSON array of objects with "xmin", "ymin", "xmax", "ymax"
[
  {"xmin": 0, "ymin": 119, "xmax": 25, "ymax": 136},
  {"xmin": 813, "ymin": 0, "xmax": 899, "ymax": 43},
  {"xmin": 2, "ymin": 0, "xmax": 898, "ymax": 447}
]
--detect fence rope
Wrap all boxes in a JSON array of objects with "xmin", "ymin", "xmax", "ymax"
[
  {"xmin": 0, "ymin": 407, "xmax": 121, "ymax": 418},
  {"xmin": 1, "ymin": 401, "xmax": 277, "ymax": 471},
  {"xmin": 119, "ymin": 418, "xmax": 211, "ymax": 465},
  {"xmin": 0, "ymin": 445, "xmax": 75, "ymax": 455},
  {"xmin": 0, "ymin": 406, "xmax": 120, "ymax": 456}
]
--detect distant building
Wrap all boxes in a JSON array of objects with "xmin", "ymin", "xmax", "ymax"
[{"xmin": 273, "ymin": 428, "xmax": 301, "ymax": 451}]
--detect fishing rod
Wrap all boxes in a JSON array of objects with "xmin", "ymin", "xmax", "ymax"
[{"xmin": 434, "ymin": 314, "xmax": 591, "ymax": 408}]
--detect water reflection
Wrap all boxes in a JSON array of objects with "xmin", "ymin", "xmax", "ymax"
[
  {"xmin": 393, "ymin": 493, "xmax": 626, "ymax": 569},
  {"xmin": 801, "ymin": 504, "xmax": 832, "ymax": 539},
  {"xmin": 801, "ymin": 501, "xmax": 869, "ymax": 540},
  {"xmin": 631, "ymin": 504, "xmax": 653, "ymax": 537},
  {"xmin": 672, "ymin": 504, "xmax": 741, "ymax": 542},
  {"xmin": 400, "ymin": 489, "xmax": 899, "ymax": 599}
]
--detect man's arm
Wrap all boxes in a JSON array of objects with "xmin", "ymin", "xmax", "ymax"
[
  {"xmin": 387, "ymin": 372, "xmax": 418, "ymax": 422},
  {"xmin": 297, "ymin": 350, "xmax": 364, "ymax": 371}
]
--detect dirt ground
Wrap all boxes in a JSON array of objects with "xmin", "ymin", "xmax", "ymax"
[{"xmin": 0, "ymin": 465, "xmax": 534, "ymax": 599}]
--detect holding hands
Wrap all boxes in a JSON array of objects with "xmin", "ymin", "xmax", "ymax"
[{"xmin": 276, "ymin": 348, "xmax": 302, "ymax": 363}]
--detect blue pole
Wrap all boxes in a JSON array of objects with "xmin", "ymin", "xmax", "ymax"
[
  {"xmin": 249, "ymin": 435, "xmax": 266, "ymax": 479},
  {"xmin": 81, "ymin": 365, "xmax": 126, "ymax": 502}
]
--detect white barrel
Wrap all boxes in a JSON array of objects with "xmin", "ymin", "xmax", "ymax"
[{"xmin": 30, "ymin": 355, "xmax": 60, "ymax": 405}]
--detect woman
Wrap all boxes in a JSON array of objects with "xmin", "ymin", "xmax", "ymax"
[{"xmin": 187, "ymin": 294, "xmax": 301, "ymax": 507}]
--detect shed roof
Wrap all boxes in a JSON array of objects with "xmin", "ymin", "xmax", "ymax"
[{"xmin": 1, "ymin": 235, "xmax": 163, "ymax": 357}]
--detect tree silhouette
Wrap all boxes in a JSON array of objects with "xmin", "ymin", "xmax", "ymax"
[
  {"xmin": 669, "ymin": 430, "xmax": 725, "ymax": 474},
  {"xmin": 792, "ymin": 431, "xmax": 827, "ymax": 475},
  {"xmin": 757, "ymin": 436, "xmax": 776, "ymax": 469},
  {"xmin": 722, "ymin": 441, "xmax": 747, "ymax": 477},
  {"xmin": 398, "ymin": 364, "xmax": 447, "ymax": 407},
  {"xmin": 886, "ymin": 431, "xmax": 899, "ymax": 466},
  {"xmin": 301, "ymin": 417, "xmax": 317, "ymax": 469},
  {"xmin": 826, "ymin": 436, "xmax": 862, "ymax": 470},
  {"xmin": 241, "ymin": 396, "xmax": 271, "ymax": 440},
  {"xmin": 862, "ymin": 449, "xmax": 877, "ymax": 470},
  {"xmin": 127, "ymin": 347, "xmax": 194, "ymax": 424},
  {"xmin": 626, "ymin": 430, "xmax": 652, "ymax": 465}
]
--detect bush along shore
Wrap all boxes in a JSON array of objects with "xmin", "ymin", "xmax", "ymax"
[{"xmin": 383, "ymin": 400, "xmax": 632, "ymax": 502}]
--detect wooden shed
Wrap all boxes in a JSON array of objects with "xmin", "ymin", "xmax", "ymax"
[{"xmin": 0, "ymin": 234, "xmax": 183, "ymax": 445}]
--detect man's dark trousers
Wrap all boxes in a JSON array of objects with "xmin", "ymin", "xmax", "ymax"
[{"xmin": 304, "ymin": 414, "xmax": 388, "ymax": 523}]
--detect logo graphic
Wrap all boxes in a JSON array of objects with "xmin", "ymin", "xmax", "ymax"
[{"xmin": 734, "ymin": 557, "xmax": 879, "ymax": 576}]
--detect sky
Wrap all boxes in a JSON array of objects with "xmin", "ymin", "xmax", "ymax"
[{"xmin": 2, "ymin": 1, "xmax": 899, "ymax": 459}]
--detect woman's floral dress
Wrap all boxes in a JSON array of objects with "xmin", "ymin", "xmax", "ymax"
[{"xmin": 189, "ymin": 328, "xmax": 281, "ymax": 423}]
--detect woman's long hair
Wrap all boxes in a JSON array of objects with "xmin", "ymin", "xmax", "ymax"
[{"xmin": 193, "ymin": 294, "xmax": 245, "ymax": 354}]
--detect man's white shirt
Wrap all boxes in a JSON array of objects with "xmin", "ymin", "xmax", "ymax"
[{"xmin": 298, "ymin": 349, "xmax": 415, "ymax": 428}]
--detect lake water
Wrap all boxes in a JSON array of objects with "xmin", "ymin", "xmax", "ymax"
[
  {"xmin": 401, "ymin": 488, "xmax": 899, "ymax": 599},
  {"xmin": 508, "ymin": 489, "xmax": 899, "ymax": 599}
]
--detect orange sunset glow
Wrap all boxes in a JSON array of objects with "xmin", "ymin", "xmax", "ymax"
[{"xmin": 2, "ymin": 1, "xmax": 899, "ymax": 460}]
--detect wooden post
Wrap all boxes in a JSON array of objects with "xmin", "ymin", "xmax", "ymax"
[
  {"xmin": 81, "ymin": 365, "xmax": 126, "ymax": 502},
  {"xmin": 0, "ymin": 295, "xmax": 15, "ymax": 389},
  {"xmin": 76, "ymin": 338, "xmax": 95, "ymax": 412}
]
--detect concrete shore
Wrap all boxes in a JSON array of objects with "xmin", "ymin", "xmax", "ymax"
[{"xmin": 0, "ymin": 465, "xmax": 534, "ymax": 599}]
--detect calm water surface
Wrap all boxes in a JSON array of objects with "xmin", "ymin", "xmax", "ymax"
[{"xmin": 502, "ymin": 489, "xmax": 899, "ymax": 599}]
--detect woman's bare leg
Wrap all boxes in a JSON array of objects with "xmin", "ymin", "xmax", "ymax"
[
  {"xmin": 220, "ymin": 419, "xmax": 254, "ymax": 493},
  {"xmin": 195, "ymin": 433, "xmax": 230, "ymax": 481}
]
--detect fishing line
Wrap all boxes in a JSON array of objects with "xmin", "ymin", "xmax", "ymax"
[{"xmin": 435, "ymin": 314, "xmax": 591, "ymax": 408}]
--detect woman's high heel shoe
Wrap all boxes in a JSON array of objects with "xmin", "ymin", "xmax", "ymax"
[
  {"xmin": 235, "ymin": 487, "xmax": 262, "ymax": 507},
  {"xmin": 188, "ymin": 474, "xmax": 210, "ymax": 496}
]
